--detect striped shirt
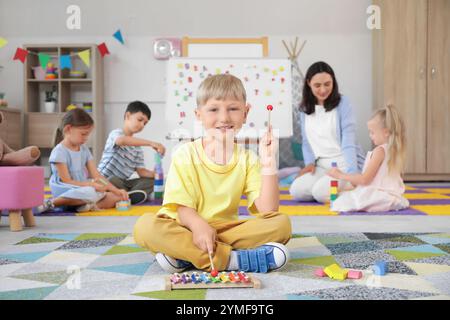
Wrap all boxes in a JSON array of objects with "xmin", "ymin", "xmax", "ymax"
[{"xmin": 98, "ymin": 129, "xmax": 145, "ymax": 180}]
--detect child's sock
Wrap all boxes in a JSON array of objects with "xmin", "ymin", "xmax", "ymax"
[{"xmin": 226, "ymin": 250, "xmax": 239, "ymax": 270}]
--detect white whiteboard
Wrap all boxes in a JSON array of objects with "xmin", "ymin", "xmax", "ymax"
[{"xmin": 165, "ymin": 58, "xmax": 293, "ymax": 139}]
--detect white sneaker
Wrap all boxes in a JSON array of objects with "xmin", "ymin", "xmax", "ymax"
[
  {"xmin": 155, "ymin": 252, "xmax": 193, "ymax": 273},
  {"xmin": 76, "ymin": 203, "xmax": 97, "ymax": 212},
  {"xmin": 35, "ymin": 199, "xmax": 55, "ymax": 213}
]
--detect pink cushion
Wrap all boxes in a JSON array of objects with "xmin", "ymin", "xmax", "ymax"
[{"xmin": 0, "ymin": 166, "xmax": 44, "ymax": 209}]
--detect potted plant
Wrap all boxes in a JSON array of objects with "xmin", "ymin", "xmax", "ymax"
[{"xmin": 44, "ymin": 87, "xmax": 57, "ymax": 113}]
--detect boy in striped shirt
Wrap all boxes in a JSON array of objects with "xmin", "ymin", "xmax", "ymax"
[{"xmin": 98, "ymin": 101, "xmax": 166, "ymax": 204}]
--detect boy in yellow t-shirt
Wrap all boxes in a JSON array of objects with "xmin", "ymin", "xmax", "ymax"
[{"xmin": 133, "ymin": 74, "xmax": 292, "ymax": 273}]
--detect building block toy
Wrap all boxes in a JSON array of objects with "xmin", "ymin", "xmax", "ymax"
[
  {"xmin": 324, "ymin": 263, "xmax": 348, "ymax": 280},
  {"xmin": 314, "ymin": 268, "xmax": 327, "ymax": 277},
  {"xmin": 347, "ymin": 270, "xmax": 363, "ymax": 279},
  {"xmin": 373, "ymin": 261, "xmax": 388, "ymax": 276},
  {"xmin": 330, "ymin": 162, "xmax": 339, "ymax": 204},
  {"xmin": 154, "ymin": 153, "xmax": 164, "ymax": 199},
  {"xmin": 115, "ymin": 200, "xmax": 130, "ymax": 211}
]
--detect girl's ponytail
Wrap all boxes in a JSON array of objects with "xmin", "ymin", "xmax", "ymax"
[
  {"xmin": 52, "ymin": 108, "xmax": 94, "ymax": 147},
  {"xmin": 53, "ymin": 127, "xmax": 64, "ymax": 147}
]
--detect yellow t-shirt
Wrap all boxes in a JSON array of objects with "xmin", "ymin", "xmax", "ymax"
[{"xmin": 157, "ymin": 139, "xmax": 262, "ymax": 222}]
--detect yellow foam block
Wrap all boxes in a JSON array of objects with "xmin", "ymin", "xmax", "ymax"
[
  {"xmin": 279, "ymin": 205, "xmax": 338, "ymax": 216},
  {"xmin": 405, "ymin": 193, "xmax": 450, "ymax": 199},
  {"xmin": 324, "ymin": 263, "xmax": 348, "ymax": 280},
  {"xmin": 330, "ymin": 187, "xmax": 338, "ymax": 194},
  {"xmin": 411, "ymin": 205, "xmax": 450, "ymax": 216}
]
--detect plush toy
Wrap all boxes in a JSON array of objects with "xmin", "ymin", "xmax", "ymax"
[{"xmin": 0, "ymin": 111, "xmax": 41, "ymax": 166}]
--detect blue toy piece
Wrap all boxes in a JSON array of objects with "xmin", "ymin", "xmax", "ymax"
[{"xmin": 373, "ymin": 260, "xmax": 388, "ymax": 276}]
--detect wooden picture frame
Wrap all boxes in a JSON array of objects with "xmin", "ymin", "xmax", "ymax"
[{"xmin": 182, "ymin": 37, "xmax": 269, "ymax": 58}]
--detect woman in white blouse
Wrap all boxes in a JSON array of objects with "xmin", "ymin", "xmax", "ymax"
[{"xmin": 289, "ymin": 61, "xmax": 362, "ymax": 203}]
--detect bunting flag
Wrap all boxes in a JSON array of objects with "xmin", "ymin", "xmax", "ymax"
[
  {"xmin": 38, "ymin": 53, "xmax": 51, "ymax": 69},
  {"xmin": 60, "ymin": 54, "xmax": 72, "ymax": 70},
  {"xmin": 78, "ymin": 49, "xmax": 90, "ymax": 67},
  {"xmin": 0, "ymin": 37, "xmax": 8, "ymax": 49},
  {"xmin": 113, "ymin": 29, "xmax": 124, "ymax": 45},
  {"xmin": 97, "ymin": 42, "xmax": 110, "ymax": 57},
  {"xmin": 13, "ymin": 47, "xmax": 28, "ymax": 63}
]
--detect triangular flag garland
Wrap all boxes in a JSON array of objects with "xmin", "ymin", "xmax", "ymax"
[
  {"xmin": 12, "ymin": 28, "xmax": 127, "ymax": 68},
  {"xmin": 60, "ymin": 54, "xmax": 72, "ymax": 70},
  {"xmin": 97, "ymin": 42, "xmax": 110, "ymax": 57},
  {"xmin": 38, "ymin": 53, "xmax": 51, "ymax": 69},
  {"xmin": 13, "ymin": 48, "xmax": 28, "ymax": 63},
  {"xmin": 78, "ymin": 49, "xmax": 91, "ymax": 67},
  {"xmin": 113, "ymin": 29, "xmax": 124, "ymax": 45},
  {"xmin": 0, "ymin": 37, "xmax": 8, "ymax": 49}
]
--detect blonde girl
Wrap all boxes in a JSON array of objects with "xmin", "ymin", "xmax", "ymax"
[{"xmin": 327, "ymin": 104, "xmax": 409, "ymax": 212}]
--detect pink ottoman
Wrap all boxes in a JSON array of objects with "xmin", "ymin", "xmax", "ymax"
[{"xmin": 0, "ymin": 166, "xmax": 44, "ymax": 231}]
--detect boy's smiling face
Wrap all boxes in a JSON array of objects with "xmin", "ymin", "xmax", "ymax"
[{"xmin": 195, "ymin": 98, "xmax": 249, "ymax": 142}]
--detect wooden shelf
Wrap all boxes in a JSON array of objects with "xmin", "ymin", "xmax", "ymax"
[
  {"xmin": 23, "ymin": 43, "xmax": 104, "ymax": 166},
  {"xmin": 60, "ymin": 78, "xmax": 92, "ymax": 82},
  {"xmin": 27, "ymin": 79, "xmax": 59, "ymax": 82}
]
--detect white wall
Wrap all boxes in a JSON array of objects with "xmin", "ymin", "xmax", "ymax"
[{"xmin": 0, "ymin": 0, "xmax": 373, "ymax": 172}]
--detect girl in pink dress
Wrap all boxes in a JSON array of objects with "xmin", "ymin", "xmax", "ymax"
[{"xmin": 327, "ymin": 105, "xmax": 409, "ymax": 212}]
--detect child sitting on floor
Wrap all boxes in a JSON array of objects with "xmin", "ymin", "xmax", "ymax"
[
  {"xmin": 37, "ymin": 108, "xmax": 128, "ymax": 213},
  {"xmin": 98, "ymin": 101, "xmax": 166, "ymax": 205},
  {"xmin": 133, "ymin": 74, "xmax": 292, "ymax": 273},
  {"xmin": 327, "ymin": 104, "xmax": 409, "ymax": 212}
]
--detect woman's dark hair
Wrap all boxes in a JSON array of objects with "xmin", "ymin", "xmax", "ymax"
[
  {"xmin": 53, "ymin": 108, "xmax": 94, "ymax": 146},
  {"xmin": 300, "ymin": 61, "xmax": 341, "ymax": 115}
]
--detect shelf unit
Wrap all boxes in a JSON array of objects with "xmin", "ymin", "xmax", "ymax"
[{"xmin": 23, "ymin": 44, "xmax": 104, "ymax": 175}]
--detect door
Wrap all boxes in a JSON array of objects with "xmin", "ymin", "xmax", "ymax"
[
  {"xmin": 373, "ymin": 0, "xmax": 428, "ymax": 174},
  {"xmin": 427, "ymin": 0, "xmax": 450, "ymax": 173}
]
